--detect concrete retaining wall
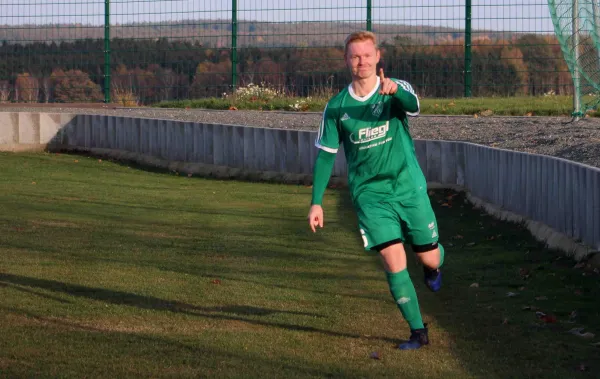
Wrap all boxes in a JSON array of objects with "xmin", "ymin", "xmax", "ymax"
[{"xmin": 1, "ymin": 112, "xmax": 598, "ymax": 258}]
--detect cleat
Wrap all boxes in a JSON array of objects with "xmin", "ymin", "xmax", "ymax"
[
  {"xmin": 398, "ymin": 324, "xmax": 429, "ymax": 350},
  {"xmin": 424, "ymin": 266, "xmax": 442, "ymax": 292}
]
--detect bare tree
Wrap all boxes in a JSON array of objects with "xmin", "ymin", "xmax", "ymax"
[
  {"xmin": 0, "ymin": 81, "xmax": 11, "ymax": 103},
  {"xmin": 15, "ymin": 73, "xmax": 40, "ymax": 103},
  {"xmin": 40, "ymin": 77, "xmax": 52, "ymax": 103}
]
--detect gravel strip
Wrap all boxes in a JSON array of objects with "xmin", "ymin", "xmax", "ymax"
[{"xmin": 2, "ymin": 106, "xmax": 599, "ymax": 169}]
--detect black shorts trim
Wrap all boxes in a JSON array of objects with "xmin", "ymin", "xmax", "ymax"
[
  {"xmin": 412, "ymin": 242, "xmax": 438, "ymax": 253},
  {"xmin": 371, "ymin": 238, "xmax": 404, "ymax": 252}
]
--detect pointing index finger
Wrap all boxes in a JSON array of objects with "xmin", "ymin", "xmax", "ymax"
[{"xmin": 379, "ymin": 68, "xmax": 385, "ymax": 81}]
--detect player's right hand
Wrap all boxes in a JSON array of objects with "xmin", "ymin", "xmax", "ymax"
[{"xmin": 308, "ymin": 204, "xmax": 324, "ymax": 233}]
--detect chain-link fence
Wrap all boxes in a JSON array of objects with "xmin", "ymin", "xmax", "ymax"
[{"xmin": 0, "ymin": 1, "xmax": 570, "ymax": 105}]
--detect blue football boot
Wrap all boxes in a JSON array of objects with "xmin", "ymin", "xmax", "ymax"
[
  {"xmin": 398, "ymin": 324, "xmax": 429, "ymax": 350},
  {"xmin": 424, "ymin": 266, "xmax": 442, "ymax": 292}
]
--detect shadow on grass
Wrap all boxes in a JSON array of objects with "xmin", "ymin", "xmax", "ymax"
[
  {"xmin": 0, "ymin": 272, "xmax": 398, "ymax": 345},
  {"xmin": 1, "ymin": 306, "xmax": 346, "ymax": 378}
]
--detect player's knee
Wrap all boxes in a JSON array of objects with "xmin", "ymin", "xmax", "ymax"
[{"xmin": 412, "ymin": 242, "xmax": 441, "ymax": 267}]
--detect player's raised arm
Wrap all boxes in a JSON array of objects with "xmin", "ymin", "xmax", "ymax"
[{"xmin": 390, "ymin": 76, "xmax": 420, "ymax": 116}]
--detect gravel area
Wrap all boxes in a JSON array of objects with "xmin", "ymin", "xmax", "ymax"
[{"xmin": 2, "ymin": 105, "xmax": 600, "ymax": 169}]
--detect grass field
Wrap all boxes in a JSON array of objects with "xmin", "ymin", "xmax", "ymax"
[
  {"xmin": 153, "ymin": 94, "xmax": 595, "ymax": 117},
  {"xmin": 0, "ymin": 152, "xmax": 598, "ymax": 378}
]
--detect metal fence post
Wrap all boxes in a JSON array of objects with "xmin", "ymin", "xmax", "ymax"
[
  {"xmin": 366, "ymin": 0, "xmax": 372, "ymax": 31},
  {"xmin": 573, "ymin": 0, "xmax": 581, "ymax": 119},
  {"xmin": 464, "ymin": 0, "xmax": 472, "ymax": 97},
  {"xmin": 104, "ymin": 0, "xmax": 111, "ymax": 103},
  {"xmin": 231, "ymin": 0, "xmax": 238, "ymax": 91}
]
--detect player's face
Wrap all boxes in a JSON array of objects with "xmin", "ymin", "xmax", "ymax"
[{"xmin": 345, "ymin": 39, "xmax": 380, "ymax": 80}]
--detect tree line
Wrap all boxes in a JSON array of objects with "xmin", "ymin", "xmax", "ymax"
[{"xmin": 0, "ymin": 33, "xmax": 573, "ymax": 104}]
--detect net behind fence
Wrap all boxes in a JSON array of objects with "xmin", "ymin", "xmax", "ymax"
[
  {"xmin": 0, "ymin": 1, "xmax": 573, "ymax": 106},
  {"xmin": 549, "ymin": 0, "xmax": 600, "ymax": 116}
]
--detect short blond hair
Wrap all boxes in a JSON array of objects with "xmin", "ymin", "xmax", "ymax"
[{"xmin": 344, "ymin": 31, "xmax": 378, "ymax": 55}]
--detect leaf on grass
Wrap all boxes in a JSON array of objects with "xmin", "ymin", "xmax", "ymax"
[
  {"xmin": 441, "ymin": 203, "xmax": 450, "ymax": 207},
  {"xmin": 506, "ymin": 292, "xmax": 518, "ymax": 297},
  {"xmin": 74, "ymin": 160, "xmax": 79, "ymax": 163},
  {"xmin": 578, "ymin": 363, "xmax": 588, "ymax": 372},
  {"xmin": 466, "ymin": 242, "xmax": 476, "ymax": 247},
  {"xmin": 569, "ymin": 328, "xmax": 595, "ymax": 339},
  {"xmin": 470, "ymin": 283, "xmax": 479, "ymax": 288},
  {"xmin": 98, "ymin": 159, "xmax": 102, "ymax": 163},
  {"xmin": 229, "ymin": 106, "xmax": 238, "ymax": 110},
  {"xmin": 31, "ymin": 182, "xmax": 36, "ymax": 185},
  {"xmin": 211, "ymin": 279, "xmax": 222, "ymax": 285},
  {"xmin": 536, "ymin": 311, "xmax": 557, "ymax": 323},
  {"xmin": 370, "ymin": 352, "xmax": 380, "ymax": 360}
]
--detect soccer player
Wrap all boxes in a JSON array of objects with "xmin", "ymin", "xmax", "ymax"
[{"xmin": 307, "ymin": 31, "xmax": 445, "ymax": 350}]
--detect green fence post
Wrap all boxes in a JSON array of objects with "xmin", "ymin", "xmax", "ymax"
[
  {"xmin": 366, "ymin": 0, "xmax": 372, "ymax": 31},
  {"xmin": 573, "ymin": 0, "xmax": 581, "ymax": 120},
  {"xmin": 104, "ymin": 0, "xmax": 111, "ymax": 103},
  {"xmin": 464, "ymin": 0, "xmax": 472, "ymax": 97},
  {"xmin": 231, "ymin": 0, "xmax": 238, "ymax": 91}
]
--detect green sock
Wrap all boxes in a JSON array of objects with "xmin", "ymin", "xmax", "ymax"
[
  {"xmin": 438, "ymin": 243, "xmax": 445, "ymax": 268},
  {"xmin": 386, "ymin": 269, "xmax": 425, "ymax": 330}
]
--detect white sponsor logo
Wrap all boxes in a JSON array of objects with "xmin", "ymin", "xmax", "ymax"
[
  {"xmin": 341, "ymin": 113, "xmax": 350, "ymax": 121},
  {"xmin": 397, "ymin": 297, "xmax": 411, "ymax": 305},
  {"xmin": 432, "ymin": 231, "xmax": 438, "ymax": 238},
  {"xmin": 350, "ymin": 122, "xmax": 389, "ymax": 144},
  {"xmin": 428, "ymin": 222, "xmax": 435, "ymax": 230}
]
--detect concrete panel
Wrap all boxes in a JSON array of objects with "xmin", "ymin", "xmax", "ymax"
[
  {"xmin": 212, "ymin": 124, "xmax": 224, "ymax": 166},
  {"xmin": 414, "ymin": 140, "xmax": 427, "ymax": 177},
  {"xmin": 285, "ymin": 130, "xmax": 299, "ymax": 174},
  {"xmin": 426, "ymin": 140, "xmax": 442, "ymax": 184},
  {"xmin": 232, "ymin": 125, "xmax": 244, "ymax": 169},
  {"xmin": 593, "ymin": 169, "xmax": 600, "ymax": 249},
  {"xmin": 184, "ymin": 122, "xmax": 194, "ymax": 162},
  {"xmin": 253, "ymin": 127, "xmax": 266, "ymax": 171},
  {"xmin": 298, "ymin": 130, "xmax": 313, "ymax": 175},
  {"xmin": 18, "ymin": 113, "xmax": 40, "ymax": 144},
  {"xmin": 203, "ymin": 124, "xmax": 215, "ymax": 165},
  {"xmin": 440, "ymin": 142, "xmax": 456, "ymax": 186},
  {"xmin": 264, "ymin": 129, "xmax": 277, "ymax": 171},
  {"xmin": 39, "ymin": 113, "xmax": 61, "ymax": 145},
  {"xmin": 220, "ymin": 125, "xmax": 233, "ymax": 167},
  {"xmin": 243, "ymin": 127, "xmax": 256, "ymax": 170},
  {"xmin": 0, "ymin": 113, "xmax": 18, "ymax": 144}
]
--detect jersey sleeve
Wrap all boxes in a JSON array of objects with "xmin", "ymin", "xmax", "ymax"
[
  {"xmin": 392, "ymin": 79, "xmax": 420, "ymax": 116},
  {"xmin": 314, "ymin": 103, "xmax": 341, "ymax": 153}
]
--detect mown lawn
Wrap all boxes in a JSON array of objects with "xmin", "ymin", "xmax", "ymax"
[{"xmin": 0, "ymin": 152, "xmax": 598, "ymax": 378}]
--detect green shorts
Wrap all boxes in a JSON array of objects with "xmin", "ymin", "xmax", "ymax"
[{"xmin": 357, "ymin": 192, "xmax": 439, "ymax": 251}]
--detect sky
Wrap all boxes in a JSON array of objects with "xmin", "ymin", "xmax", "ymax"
[{"xmin": 0, "ymin": 0, "xmax": 556, "ymax": 33}]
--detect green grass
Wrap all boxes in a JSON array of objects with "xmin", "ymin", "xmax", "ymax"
[
  {"xmin": 0, "ymin": 152, "xmax": 598, "ymax": 378},
  {"xmin": 152, "ymin": 95, "xmax": 599, "ymax": 117}
]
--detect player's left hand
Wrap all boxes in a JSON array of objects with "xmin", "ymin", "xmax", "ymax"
[{"xmin": 378, "ymin": 68, "xmax": 398, "ymax": 95}]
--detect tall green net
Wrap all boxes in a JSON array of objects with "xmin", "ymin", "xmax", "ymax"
[{"xmin": 548, "ymin": 0, "xmax": 600, "ymax": 117}]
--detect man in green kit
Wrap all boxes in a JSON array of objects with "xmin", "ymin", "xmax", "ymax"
[{"xmin": 307, "ymin": 31, "xmax": 445, "ymax": 350}]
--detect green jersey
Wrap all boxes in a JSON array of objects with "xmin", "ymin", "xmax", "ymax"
[{"xmin": 315, "ymin": 77, "xmax": 426, "ymax": 208}]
